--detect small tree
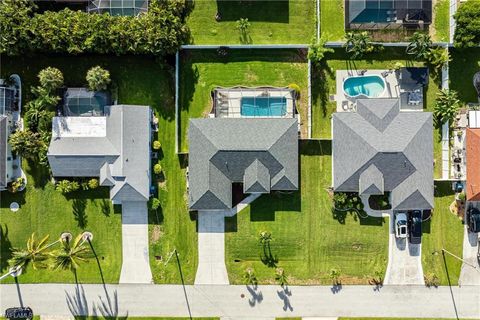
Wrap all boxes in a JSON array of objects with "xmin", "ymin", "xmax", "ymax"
[
  {"xmin": 153, "ymin": 163, "xmax": 162, "ymax": 175},
  {"xmin": 434, "ymin": 89, "xmax": 461, "ymax": 125},
  {"xmin": 406, "ymin": 32, "xmax": 432, "ymax": 60},
  {"xmin": 275, "ymin": 267, "xmax": 288, "ymax": 287},
  {"xmin": 344, "ymin": 32, "xmax": 374, "ymax": 59},
  {"xmin": 56, "ymin": 180, "xmax": 80, "ymax": 194},
  {"xmin": 426, "ymin": 47, "xmax": 450, "ymax": 70},
  {"xmin": 9, "ymin": 130, "xmax": 45, "ymax": 160},
  {"xmin": 308, "ymin": 38, "xmax": 334, "ymax": 67},
  {"xmin": 244, "ymin": 267, "xmax": 258, "ymax": 286},
  {"xmin": 38, "ymin": 67, "xmax": 64, "ymax": 93},
  {"xmin": 454, "ymin": 1, "xmax": 480, "ymax": 48},
  {"xmin": 8, "ymin": 233, "xmax": 50, "ymax": 271},
  {"xmin": 86, "ymin": 66, "xmax": 111, "ymax": 91},
  {"xmin": 329, "ymin": 268, "xmax": 341, "ymax": 286},
  {"xmin": 152, "ymin": 140, "xmax": 161, "ymax": 150},
  {"xmin": 236, "ymin": 18, "xmax": 250, "ymax": 34},
  {"xmin": 424, "ymin": 272, "xmax": 440, "ymax": 287},
  {"xmin": 87, "ymin": 178, "xmax": 99, "ymax": 189},
  {"xmin": 149, "ymin": 198, "xmax": 161, "ymax": 211}
]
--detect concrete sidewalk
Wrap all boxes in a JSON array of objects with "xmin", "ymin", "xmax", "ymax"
[
  {"xmin": 1, "ymin": 284, "xmax": 479, "ymax": 318},
  {"xmin": 459, "ymin": 227, "xmax": 480, "ymax": 285}
]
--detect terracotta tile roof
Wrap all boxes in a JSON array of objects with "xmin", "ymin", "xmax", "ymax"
[{"xmin": 466, "ymin": 128, "xmax": 480, "ymax": 201}]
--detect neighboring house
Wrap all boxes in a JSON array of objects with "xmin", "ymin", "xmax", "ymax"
[
  {"xmin": 332, "ymin": 98, "xmax": 434, "ymax": 211},
  {"xmin": 48, "ymin": 104, "xmax": 151, "ymax": 204},
  {"xmin": 346, "ymin": 0, "xmax": 432, "ymax": 30},
  {"xmin": 37, "ymin": 0, "xmax": 148, "ymax": 16},
  {"xmin": 188, "ymin": 118, "xmax": 298, "ymax": 211},
  {"xmin": 466, "ymin": 110, "xmax": 480, "ymax": 209},
  {"xmin": 0, "ymin": 76, "xmax": 23, "ymax": 192}
]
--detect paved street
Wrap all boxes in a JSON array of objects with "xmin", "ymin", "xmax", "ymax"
[
  {"xmin": 1, "ymin": 284, "xmax": 479, "ymax": 318},
  {"xmin": 195, "ymin": 211, "xmax": 229, "ymax": 285},
  {"xmin": 119, "ymin": 201, "xmax": 152, "ymax": 284}
]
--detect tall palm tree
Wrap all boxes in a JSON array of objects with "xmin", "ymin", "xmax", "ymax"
[
  {"xmin": 50, "ymin": 234, "xmax": 93, "ymax": 281},
  {"xmin": 8, "ymin": 233, "xmax": 50, "ymax": 271}
]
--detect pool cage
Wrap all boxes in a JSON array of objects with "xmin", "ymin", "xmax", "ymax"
[
  {"xmin": 0, "ymin": 87, "xmax": 15, "ymax": 116},
  {"xmin": 87, "ymin": 0, "xmax": 148, "ymax": 16},
  {"xmin": 62, "ymin": 88, "xmax": 111, "ymax": 117},
  {"xmin": 212, "ymin": 87, "xmax": 297, "ymax": 118}
]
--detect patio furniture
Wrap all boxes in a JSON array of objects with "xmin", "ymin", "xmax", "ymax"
[
  {"xmin": 407, "ymin": 90, "xmax": 422, "ymax": 106},
  {"xmin": 342, "ymin": 100, "xmax": 349, "ymax": 111}
]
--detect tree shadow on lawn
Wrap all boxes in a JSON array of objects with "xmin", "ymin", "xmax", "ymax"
[
  {"xmin": 0, "ymin": 224, "xmax": 13, "ymax": 272},
  {"xmin": 332, "ymin": 207, "xmax": 385, "ymax": 227},
  {"xmin": 300, "ymin": 139, "xmax": 332, "ymax": 156},
  {"xmin": 72, "ymin": 199, "xmax": 88, "ymax": 229},
  {"xmin": 25, "ymin": 161, "xmax": 50, "ymax": 189},
  {"xmin": 0, "ymin": 190, "xmax": 26, "ymax": 208},
  {"xmin": 216, "ymin": 0, "xmax": 289, "ymax": 23}
]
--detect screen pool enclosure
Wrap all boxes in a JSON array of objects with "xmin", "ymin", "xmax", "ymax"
[
  {"xmin": 62, "ymin": 88, "xmax": 111, "ymax": 117},
  {"xmin": 0, "ymin": 87, "xmax": 14, "ymax": 115},
  {"xmin": 87, "ymin": 0, "xmax": 148, "ymax": 16},
  {"xmin": 213, "ymin": 87, "xmax": 296, "ymax": 118}
]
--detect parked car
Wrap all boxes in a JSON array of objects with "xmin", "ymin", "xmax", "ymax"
[
  {"xmin": 466, "ymin": 207, "xmax": 480, "ymax": 233},
  {"xmin": 394, "ymin": 212, "xmax": 408, "ymax": 239},
  {"xmin": 408, "ymin": 210, "xmax": 422, "ymax": 244}
]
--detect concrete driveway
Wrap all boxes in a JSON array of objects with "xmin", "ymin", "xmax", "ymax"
[
  {"xmin": 195, "ymin": 210, "xmax": 229, "ymax": 285},
  {"xmin": 119, "ymin": 201, "xmax": 153, "ymax": 284},
  {"xmin": 384, "ymin": 214, "xmax": 424, "ymax": 285},
  {"xmin": 459, "ymin": 227, "xmax": 480, "ymax": 285}
]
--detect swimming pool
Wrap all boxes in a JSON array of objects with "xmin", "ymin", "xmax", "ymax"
[
  {"xmin": 241, "ymin": 96, "xmax": 287, "ymax": 117},
  {"xmin": 343, "ymin": 75, "xmax": 386, "ymax": 98}
]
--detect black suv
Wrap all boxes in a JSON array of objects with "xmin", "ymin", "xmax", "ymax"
[
  {"xmin": 408, "ymin": 210, "xmax": 422, "ymax": 244},
  {"xmin": 466, "ymin": 207, "xmax": 480, "ymax": 233}
]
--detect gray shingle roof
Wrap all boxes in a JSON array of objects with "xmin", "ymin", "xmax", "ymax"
[
  {"xmin": 0, "ymin": 116, "xmax": 7, "ymax": 189},
  {"xmin": 48, "ymin": 105, "xmax": 151, "ymax": 203},
  {"xmin": 333, "ymin": 98, "xmax": 433, "ymax": 210},
  {"xmin": 189, "ymin": 118, "xmax": 298, "ymax": 210}
]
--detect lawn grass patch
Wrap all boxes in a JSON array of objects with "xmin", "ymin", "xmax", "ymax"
[
  {"xmin": 320, "ymin": 0, "xmax": 345, "ymax": 41},
  {"xmin": 225, "ymin": 140, "xmax": 389, "ymax": 285},
  {"xmin": 179, "ymin": 49, "xmax": 309, "ymax": 152},
  {"xmin": 433, "ymin": 0, "xmax": 449, "ymax": 42},
  {"xmin": 312, "ymin": 48, "xmax": 443, "ymax": 178},
  {"xmin": 421, "ymin": 181, "xmax": 464, "ymax": 285},
  {"xmin": 0, "ymin": 54, "xmax": 197, "ymax": 284},
  {"xmin": 450, "ymin": 48, "xmax": 480, "ymax": 104},
  {"xmin": 186, "ymin": 0, "xmax": 316, "ymax": 45}
]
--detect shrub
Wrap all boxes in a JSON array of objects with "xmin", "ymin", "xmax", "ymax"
[
  {"xmin": 88, "ymin": 178, "xmax": 99, "ymax": 189},
  {"xmin": 149, "ymin": 198, "xmax": 161, "ymax": 210},
  {"xmin": 333, "ymin": 192, "xmax": 348, "ymax": 208},
  {"xmin": 329, "ymin": 268, "xmax": 341, "ymax": 285},
  {"xmin": 152, "ymin": 140, "xmax": 161, "ymax": 150},
  {"xmin": 406, "ymin": 32, "xmax": 432, "ymax": 60},
  {"xmin": 153, "ymin": 163, "xmax": 162, "ymax": 175},
  {"xmin": 9, "ymin": 130, "xmax": 45, "ymax": 160},
  {"xmin": 454, "ymin": 1, "xmax": 480, "ymax": 48},
  {"xmin": 236, "ymin": 18, "xmax": 250, "ymax": 33},
  {"xmin": 86, "ymin": 66, "xmax": 111, "ymax": 91},
  {"xmin": 434, "ymin": 89, "xmax": 461, "ymax": 125},
  {"xmin": 424, "ymin": 272, "xmax": 440, "ymax": 287},
  {"xmin": 288, "ymin": 83, "xmax": 301, "ymax": 100},
  {"xmin": 427, "ymin": 47, "xmax": 450, "ymax": 70},
  {"xmin": 56, "ymin": 180, "xmax": 80, "ymax": 194},
  {"xmin": 458, "ymin": 192, "xmax": 466, "ymax": 201},
  {"xmin": 344, "ymin": 31, "xmax": 374, "ymax": 59},
  {"xmin": 38, "ymin": 67, "xmax": 64, "ymax": 93},
  {"xmin": 8, "ymin": 177, "xmax": 25, "ymax": 193},
  {"xmin": 308, "ymin": 38, "xmax": 334, "ymax": 66}
]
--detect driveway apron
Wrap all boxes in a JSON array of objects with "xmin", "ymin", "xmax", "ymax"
[{"xmin": 459, "ymin": 226, "xmax": 480, "ymax": 285}]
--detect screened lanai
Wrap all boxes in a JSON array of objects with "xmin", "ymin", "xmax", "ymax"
[
  {"xmin": 63, "ymin": 88, "xmax": 111, "ymax": 116},
  {"xmin": 0, "ymin": 87, "xmax": 15, "ymax": 116},
  {"xmin": 87, "ymin": 0, "xmax": 148, "ymax": 16},
  {"xmin": 348, "ymin": 0, "xmax": 432, "ymax": 25}
]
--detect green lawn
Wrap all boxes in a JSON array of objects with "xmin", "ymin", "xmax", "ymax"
[
  {"xmin": 312, "ymin": 48, "xmax": 443, "ymax": 178},
  {"xmin": 0, "ymin": 162, "xmax": 122, "ymax": 283},
  {"xmin": 339, "ymin": 318, "xmax": 476, "ymax": 320},
  {"xmin": 320, "ymin": 0, "xmax": 345, "ymax": 41},
  {"xmin": 421, "ymin": 181, "xmax": 464, "ymax": 286},
  {"xmin": 433, "ymin": 0, "xmax": 449, "ymax": 42},
  {"xmin": 0, "ymin": 55, "xmax": 197, "ymax": 284},
  {"xmin": 186, "ymin": 0, "xmax": 316, "ymax": 45},
  {"xmin": 179, "ymin": 49, "xmax": 309, "ymax": 153},
  {"xmin": 225, "ymin": 140, "xmax": 389, "ymax": 285},
  {"xmin": 450, "ymin": 48, "xmax": 480, "ymax": 104}
]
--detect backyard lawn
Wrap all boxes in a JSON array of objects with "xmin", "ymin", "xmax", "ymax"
[
  {"xmin": 320, "ymin": 0, "xmax": 345, "ymax": 41},
  {"xmin": 450, "ymin": 48, "xmax": 480, "ymax": 104},
  {"xmin": 225, "ymin": 140, "xmax": 389, "ymax": 285},
  {"xmin": 178, "ymin": 49, "xmax": 309, "ymax": 152},
  {"xmin": 312, "ymin": 48, "xmax": 444, "ymax": 178},
  {"xmin": 186, "ymin": 0, "xmax": 316, "ymax": 45},
  {"xmin": 421, "ymin": 181, "xmax": 464, "ymax": 285},
  {"xmin": 433, "ymin": 0, "xmax": 449, "ymax": 42},
  {"xmin": 0, "ymin": 55, "xmax": 197, "ymax": 284}
]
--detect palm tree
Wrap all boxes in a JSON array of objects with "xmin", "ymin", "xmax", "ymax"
[
  {"xmin": 329, "ymin": 268, "xmax": 341, "ymax": 286},
  {"xmin": 434, "ymin": 89, "xmax": 461, "ymax": 125},
  {"xmin": 50, "ymin": 234, "xmax": 93, "ymax": 281},
  {"xmin": 244, "ymin": 267, "xmax": 258, "ymax": 286},
  {"xmin": 344, "ymin": 32, "xmax": 373, "ymax": 60},
  {"xmin": 406, "ymin": 32, "xmax": 432, "ymax": 60},
  {"xmin": 275, "ymin": 268, "xmax": 288, "ymax": 287},
  {"xmin": 8, "ymin": 233, "xmax": 50, "ymax": 271}
]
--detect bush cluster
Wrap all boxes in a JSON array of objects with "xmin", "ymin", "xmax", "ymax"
[
  {"xmin": 56, "ymin": 178, "xmax": 99, "ymax": 194},
  {"xmin": 333, "ymin": 192, "xmax": 364, "ymax": 211},
  {"xmin": 0, "ymin": 0, "xmax": 190, "ymax": 56},
  {"xmin": 454, "ymin": 1, "xmax": 480, "ymax": 48}
]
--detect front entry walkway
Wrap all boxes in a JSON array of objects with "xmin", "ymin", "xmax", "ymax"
[
  {"xmin": 119, "ymin": 201, "xmax": 153, "ymax": 284},
  {"xmin": 459, "ymin": 227, "xmax": 480, "ymax": 285},
  {"xmin": 195, "ymin": 211, "xmax": 229, "ymax": 285}
]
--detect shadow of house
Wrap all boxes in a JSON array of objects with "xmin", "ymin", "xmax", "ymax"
[{"xmin": 216, "ymin": 0, "xmax": 289, "ymax": 23}]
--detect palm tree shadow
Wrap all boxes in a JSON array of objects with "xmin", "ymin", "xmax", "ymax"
[
  {"xmin": 94, "ymin": 289, "xmax": 128, "ymax": 320},
  {"xmin": 260, "ymin": 242, "xmax": 278, "ymax": 268},
  {"xmin": 65, "ymin": 284, "xmax": 89, "ymax": 318},
  {"xmin": 0, "ymin": 224, "xmax": 13, "ymax": 271}
]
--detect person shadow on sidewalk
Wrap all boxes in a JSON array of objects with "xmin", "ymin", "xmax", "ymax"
[{"xmin": 277, "ymin": 286, "xmax": 293, "ymax": 311}]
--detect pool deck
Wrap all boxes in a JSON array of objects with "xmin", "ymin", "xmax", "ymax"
[{"xmin": 335, "ymin": 69, "xmax": 400, "ymax": 112}]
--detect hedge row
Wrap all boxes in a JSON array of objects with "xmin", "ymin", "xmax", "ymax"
[{"xmin": 0, "ymin": 0, "xmax": 190, "ymax": 56}]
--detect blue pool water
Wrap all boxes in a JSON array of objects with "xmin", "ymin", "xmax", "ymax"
[
  {"xmin": 343, "ymin": 75, "xmax": 385, "ymax": 98},
  {"xmin": 241, "ymin": 97, "xmax": 287, "ymax": 117}
]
